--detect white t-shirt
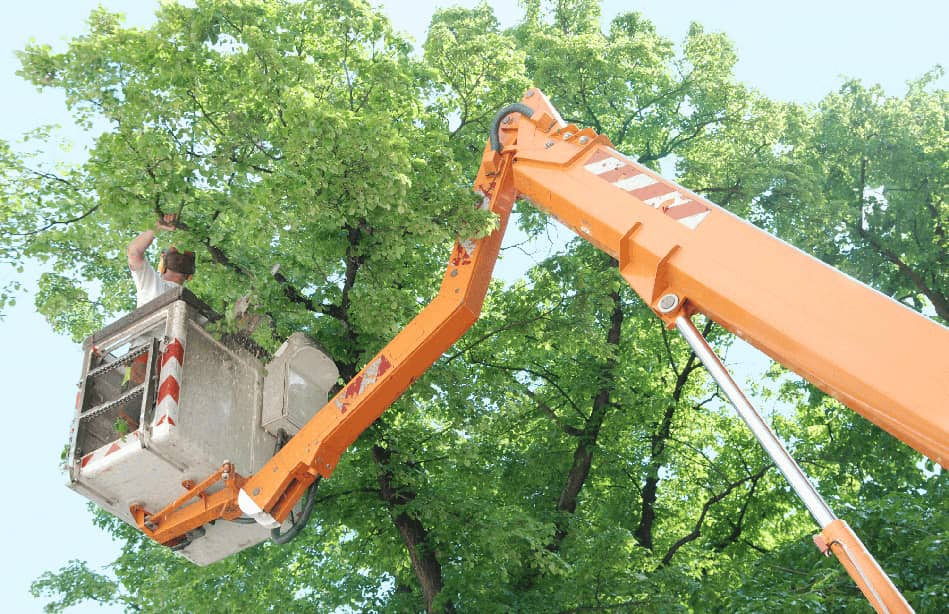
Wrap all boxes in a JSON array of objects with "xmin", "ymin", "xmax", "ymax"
[{"xmin": 130, "ymin": 261, "xmax": 182, "ymax": 307}]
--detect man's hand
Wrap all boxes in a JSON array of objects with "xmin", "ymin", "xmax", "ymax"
[{"xmin": 155, "ymin": 213, "xmax": 178, "ymax": 232}]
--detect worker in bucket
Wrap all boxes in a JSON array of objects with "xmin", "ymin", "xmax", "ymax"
[
  {"xmin": 127, "ymin": 213, "xmax": 195, "ymax": 307},
  {"xmin": 122, "ymin": 213, "xmax": 195, "ymax": 387}
]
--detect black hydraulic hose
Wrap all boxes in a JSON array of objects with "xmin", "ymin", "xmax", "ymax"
[
  {"xmin": 489, "ymin": 103, "xmax": 534, "ymax": 152},
  {"xmin": 228, "ymin": 516, "xmax": 257, "ymax": 525},
  {"xmin": 270, "ymin": 476, "xmax": 321, "ymax": 545}
]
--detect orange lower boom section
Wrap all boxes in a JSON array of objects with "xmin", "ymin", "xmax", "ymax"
[{"xmin": 138, "ymin": 91, "xmax": 946, "ymax": 611}]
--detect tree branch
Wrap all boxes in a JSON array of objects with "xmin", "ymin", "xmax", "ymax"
[
  {"xmin": 659, "ymin": 464, "xmax": 771, "ymax": 567},
  {"xmin": 634, "ymin": 319, "xmax": 712, "ymax": 548},
  {"xmin": 466, "ymin": 358, "xmax": 586, "ymax": 422},
  {"xmin": 372, "ymin": 444, "xmax": 455, "ymax": 614},
  {"xmin": 555, "ymin": 284, "xmax": 623, "ymax": 522},
  {"xmin": 853, "ymin": 223, "xmax": 949, "ymax": 320},
  {"xmin": 444, "ymin": 297, "xmax": 565, "ymax": 364},
  {"xmin": 7, "ymin": 204, "xmax": 99, "ymax": 236}
]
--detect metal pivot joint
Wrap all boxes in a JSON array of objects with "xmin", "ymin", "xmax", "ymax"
[{"xmin": 657, "ymin": 294, "xmax": 679, "ymax": 314}]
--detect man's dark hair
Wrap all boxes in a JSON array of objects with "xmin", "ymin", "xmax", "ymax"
[{"xmin": 163, "ymin": 247, "xmax": 196, "ymax": 275}]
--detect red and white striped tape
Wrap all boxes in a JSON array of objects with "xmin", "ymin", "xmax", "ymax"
[
  {"xmin": 153, "ymin": 338, "xmax": 184, "ymax": 428},
  {"xmin": 334, "ymin": 354, "xmax": 392, "ymax": 414},
  {"xmin": 80, "ymin": 430, "xmax": 141, "ymax": 469},
  {"xmin": 584, "ymin": 148, "xmax": 711, "ymax": 229}
]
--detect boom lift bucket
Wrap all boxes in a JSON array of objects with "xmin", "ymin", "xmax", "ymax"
[{"xmin": 65, "ymin": 287, "xmax": 338, "ymax": 565}]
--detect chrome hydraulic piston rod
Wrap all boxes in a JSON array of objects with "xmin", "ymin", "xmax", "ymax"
[{"xmin": 674, "ymin": 315, "xmax": 912, "ymax": 614}]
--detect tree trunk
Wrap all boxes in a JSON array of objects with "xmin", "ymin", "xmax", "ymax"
[
  {"xmin": 634, "ymin": 329, "xmax": 704, "ymax": 549},
  {"xmin": 551, "ymin": 286, "xmax": 624, "ymax": 546},
  {"xmin": 372, "ymin": 444, "xmax": 454, "ymax": 614}
]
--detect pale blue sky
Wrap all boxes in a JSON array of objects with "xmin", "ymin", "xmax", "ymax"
[{"xmin": 1, "ymin": 2, "xmax": 944, "ymax": 612}]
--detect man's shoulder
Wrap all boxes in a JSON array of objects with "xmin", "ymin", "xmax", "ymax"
[
  {"xmin": 130, "ymin": 260, "xmax": 158, "ymax": 288},
  {"xmin": 132, "ymin": 261, "xmax": 166, "ymax": 307}
]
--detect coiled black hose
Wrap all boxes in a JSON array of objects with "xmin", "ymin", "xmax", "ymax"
[
  {"xmin": 489, "ymin": 103, "xmax": 535, "ymax": 152},
  {"xmin": 270, "ymin": 476, "xmax": 321, "ymax": 544}
]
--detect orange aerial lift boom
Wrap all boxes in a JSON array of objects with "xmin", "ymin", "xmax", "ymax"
[{"xmin": 131, "ymin": 89, "xmax": 947, "ymax": 613}]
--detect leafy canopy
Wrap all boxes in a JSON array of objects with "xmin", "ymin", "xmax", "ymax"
[{"xmin": 6, "ymin": 1, "xmax": 945, "ymax": 612}]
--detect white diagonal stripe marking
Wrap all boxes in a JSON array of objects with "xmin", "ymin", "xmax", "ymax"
[
  {"xmin": 614, "ymin": 174, "xmax": 657, "ymax": 191},
  {"xmin": 584, "ymin": 157, "xmax": 625, "ymax": 175},
  {"xmin": 644, "ymin": 191, "xmax": 690, "ymax": 209},
  {"xmin": 678, "ymin": 211, "xmax": 710, "ymax": 229}
]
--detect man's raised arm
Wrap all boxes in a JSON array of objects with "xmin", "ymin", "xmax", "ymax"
[{"xmin": 127, "ymin": 214, "xmax": 177, "ymax": 271}]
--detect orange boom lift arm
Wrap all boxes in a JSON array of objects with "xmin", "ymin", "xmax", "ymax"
[{"xmin": 137, "ymin": 90, "xmax": 948, "ymax": 613}]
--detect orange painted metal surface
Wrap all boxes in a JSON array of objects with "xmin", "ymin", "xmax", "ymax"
[
  {"xmin": 238, "ymin": 157, "xmax": 517, "ymax": 521},
  {"xmin": 132, "ymin": 462, "xmax": 246, "ymax": 546},
  {"xmin": 138, "ymin": 90, "xmax": 945, "ymax": 613},
  {"xmin": 134, "ymin": 150, "xmax": 518, "ymax": 534},
  {"xmin": 815, "ymin": 520, "xmax": 914, "ymax": 613}
]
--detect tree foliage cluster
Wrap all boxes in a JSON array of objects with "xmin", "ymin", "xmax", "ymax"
[{"xmin": 3, "ymin": 1, "xmax": 945, "ymax": 612}]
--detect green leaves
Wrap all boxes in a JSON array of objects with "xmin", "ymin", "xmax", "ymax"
[
  {"xmin": 423, "ymin": 3, "xmax": 529, "ymax": 170},
  {"xmin": 30, "ymin": 560, "xmax": 121, "ymax": 613},
  {"xmin": 9, "ymin": 1, "xmax": 945, "ymax": 612},
  {"xmin": 752, "ymin": 72, "xmax": 949, "ymax": 322}
]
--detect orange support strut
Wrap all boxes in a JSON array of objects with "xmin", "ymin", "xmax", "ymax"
[
  {"xmin": 137, "ymin": 143, "xmax": 519, "ymax": 534},
  {"xmin": 816, "ymin": 520, "xmax": 914, "ymax": 613}
]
